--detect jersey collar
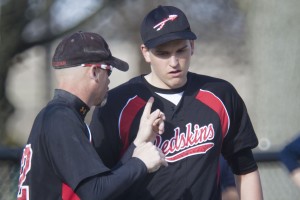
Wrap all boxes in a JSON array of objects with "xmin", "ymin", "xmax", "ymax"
[{"xmin": 53, "ymin": 89, "xmax": 90, "ymax": 119}]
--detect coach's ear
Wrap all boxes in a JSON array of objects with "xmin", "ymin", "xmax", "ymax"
[
  {"xmin": 141, "ymin": 44, "xmax": 151, "ymax": 63},
  {"xmin": 88, "ymin": 65, "xmax": 100, "ymax": 82}
]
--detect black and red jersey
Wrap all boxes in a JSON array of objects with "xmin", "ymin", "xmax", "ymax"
[
  {"xmin": 17, "ymin": 89, "xmax": 108, "ymax": 200},
  {"xmin": 17, "ymin": 89, "xmax": 147, "ymax": 200},
  {"xmin": 90, "ymin": 72, "xmax": 258, "ymax": 200}
]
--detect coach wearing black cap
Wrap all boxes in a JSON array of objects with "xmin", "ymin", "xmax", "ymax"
[
  {"xmin": 91, "ymin": 5, "xmax": 263, "ymax": 200},
  {"xmin": 17, "ymin": 31, "xmax": 167, "ymax": 200}
]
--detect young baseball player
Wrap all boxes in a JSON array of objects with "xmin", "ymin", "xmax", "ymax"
[
  {"xmin": 90, "ymin": 5, "xmax": 263, "ymax": 200},
  {"xmin": 17, "ymin": 31, "xmax": 167, "ymax": 200}
]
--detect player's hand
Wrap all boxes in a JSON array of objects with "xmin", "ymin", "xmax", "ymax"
[
  {"xmin": 134, "ymin": 97, "xmax": 165, "ymax": 146},
  {"xmin": 133, "ymin": 142, "xmax": 168, "ymax": 173}
]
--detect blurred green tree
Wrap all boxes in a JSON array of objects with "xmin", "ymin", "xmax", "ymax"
[
  {"xmin": 0, "ymin": 0, "xmax": 123, "ymax": 144},
  {"xmin": 0, "ymin": 0, "xmax": 246, "ymax": 144}
]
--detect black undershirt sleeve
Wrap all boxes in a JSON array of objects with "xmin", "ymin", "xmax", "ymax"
[
  {"xmin": 75, "ymin": 157, "xmax": 147, "ymax": 200},
  {"xmin": 117, "ymin": 143, "xmax": 136, "ymax": 166},
  {"xmin": 226, "ymin": 148, "xmax": 258, "ymax": 175}
]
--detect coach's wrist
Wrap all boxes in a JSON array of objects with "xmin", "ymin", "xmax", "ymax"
[{"xmin": 133, "ymin": 138, "xmax": 145, "ymax": 147}]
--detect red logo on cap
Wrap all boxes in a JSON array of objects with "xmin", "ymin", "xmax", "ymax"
[{"xmin": 153, "ymin": 15, "xmax": 178, "ymax": 31}]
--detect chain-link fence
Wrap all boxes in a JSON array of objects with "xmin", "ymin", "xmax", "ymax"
[
  {"xmin": 0, "ymin": 161, "xmax": 19, "ymax": 200},
  {"xmin": 258, "ymin": 162, "xmax": 300, "ymax": 200},
  {"xmin": 1, "ymin": 152, "xmax": 300, "ymax": 200}
]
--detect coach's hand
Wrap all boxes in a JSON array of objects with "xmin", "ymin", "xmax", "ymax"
[
  {"xmin": 134, "ymin": 97, "xmax": 165, "ymax": 146},
  {"xmin": 133, "ymin": 142, "xmax": 168, "ymax": 173}
]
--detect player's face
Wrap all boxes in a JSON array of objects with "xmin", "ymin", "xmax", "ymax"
[{"xmin": 141, "ymin": 39, "xmax": 194, "ymax": 89}]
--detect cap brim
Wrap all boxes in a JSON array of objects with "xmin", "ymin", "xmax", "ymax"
[
  {"xmin": 145, "ymin": 31, "xmax": 197, "ymax": 49},
  {"xmin": 106, "ymin": 56, "xmax": 129, "ymax": 72}
]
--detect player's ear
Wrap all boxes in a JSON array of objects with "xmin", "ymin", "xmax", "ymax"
[{"xmin": 141, "ymin": 44, "xmax": 151, "ymax": 63}]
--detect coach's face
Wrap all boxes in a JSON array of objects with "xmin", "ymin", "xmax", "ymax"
[
  {"xmin": 93, "ymin": 67, "xmax": 110, "ymax": 107},
  {"xmin": 141, "ymin": 39, "xmax": 194, "ymax": 89}
]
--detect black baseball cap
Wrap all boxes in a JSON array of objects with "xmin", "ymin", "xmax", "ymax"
[
  {"xmin": 52, "ymin": 31, "xmax": 129, "ymax": 71},
  {"xmin": 140, "ymin": 5, "xmax": 197, "ymax": 49}
]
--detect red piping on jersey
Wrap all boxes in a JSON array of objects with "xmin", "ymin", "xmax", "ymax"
[
  {"xmin": 118, "ymin": 96, "xmax": 146, "ymax": 156},
  {"xmin": 165, "ymin": 143, "xmax": 214, "ymax": 162},
  {"xmin": 62, "ymin": 183, "xmax": 80, "ymax": 200},
  {"xmin": 196, "ymin": 89, "xmax": 230, "ymax": 139}
]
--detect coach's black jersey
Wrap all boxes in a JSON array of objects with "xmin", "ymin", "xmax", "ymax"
[
  {"xmin": 17, "ymin": 89, "xmax": 110, "ymax": 200},
  {"xmin": 90, "ymin": 72, "xmax": 258, "ymax": 200}
]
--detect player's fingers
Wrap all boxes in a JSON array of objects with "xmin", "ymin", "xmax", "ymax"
[
  {"xmin": 148, "ymin": 109, "xmax": 161, "ymax": 124},
  {"xmin": 158, "ymin": 120, "xmax": 164, "ymax": 134},
  {"xmin": 157, "ymin": 111, "xmax": 165, "ymax": 134},
  {"xmin": 153, "ymin": 117, "xmax": 164, "ymax": 134},
  {"xmin": 152, "ymin": 114, "xmax": 162, "ymax": 126},
  {"xmin": 159, "ymin": 111, "xmax": 166, "ymax": 120},
  {"xmin": 141, "ymin": 97, "xmax": 154, "ymax": 119}
]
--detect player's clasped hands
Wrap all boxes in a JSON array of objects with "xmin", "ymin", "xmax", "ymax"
[
  {"xmin": 133, "ymin": 97, "xmax": 168, "ymax": 173},
  {"xmin": 133, "ymin": 142, "xmax": 167, "ymax": 173}
]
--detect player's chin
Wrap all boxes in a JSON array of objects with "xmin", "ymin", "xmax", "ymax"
[{"xmin": 168, "ymin": 79, "xmax": 186, "ymax": 89}]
